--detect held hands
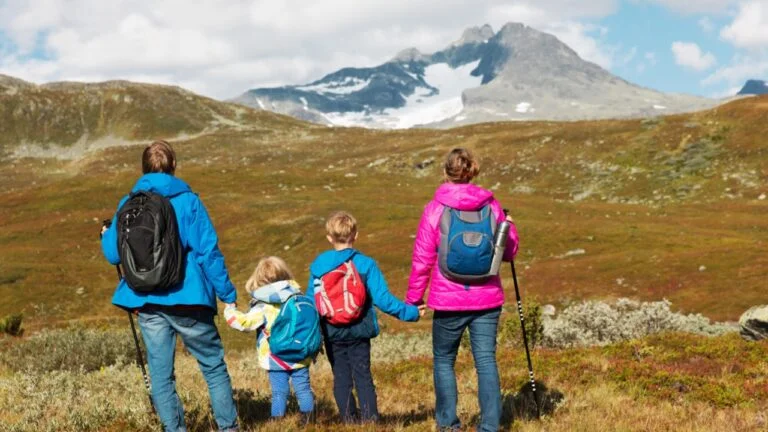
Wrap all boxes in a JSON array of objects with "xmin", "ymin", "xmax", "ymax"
[{"xmin": 418, "ymin": 304, "xmax": 427, "ymax": 317}]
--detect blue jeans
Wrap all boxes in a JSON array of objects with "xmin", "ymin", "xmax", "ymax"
[
  {"xmin": 268, "ymin": 368, "xmax": 314, "ymax": 417},
  {"xmin": 432, "ymin": 308, "xmax": 501, "ymax": 432},
  {"xmin": 325, "ymin": 338, "xmax": 378, "ymax": 422},
  {"xmin": 138, "ymin": 308, "xmax": 238, "ymax": 432}
]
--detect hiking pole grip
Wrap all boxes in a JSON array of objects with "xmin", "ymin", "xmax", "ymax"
[
  {"xmin": 509, "ymin": 244, "xmax": 541, "ymax": 419},
  {"xmin": 115, "ymin": 265, "xmax": 155, "ymax": 415}
]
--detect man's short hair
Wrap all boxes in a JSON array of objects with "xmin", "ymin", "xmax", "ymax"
[
  {"xmin": 142, "ymin": 140, "xmax": 176, "ymax": 174},
  {"xmin": 326, "ymin": 211, "xmax": 358, "ymax": 244}
]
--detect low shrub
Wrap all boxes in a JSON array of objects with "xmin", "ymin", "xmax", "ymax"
[
  {"xmin": 499, "ymin": 300, "xmax": 543, "ymax": 349},
  {"xmin": 0, "ymin": 313, "xmax": 23, "ymax": 336},
  {"xmin": 2, "ymin": 326, "xmax": 139, "ymax": 373},
  {"xmin": 542, "ymin": 298, "xmax": 737, "ymax": 348}
]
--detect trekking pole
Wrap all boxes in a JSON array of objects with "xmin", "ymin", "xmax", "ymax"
[
  {"xmin": 103, "ymin": 219, "xmax": 155, "ymax": 416},
  {"xmin": 116, "ymin": 264, "xmax": 155, "ymax": 415},
  {"xmin": 502, "ymin": 210, "xmax": 540, "ymax": 419},
  {"xmin": 510, "ymin": 259, "xmax": 541, "ymax": 419}
]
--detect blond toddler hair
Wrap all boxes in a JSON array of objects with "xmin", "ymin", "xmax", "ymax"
[{"xmin": 245, "ymin": 256, "xmax": 294, "ymax": 293}]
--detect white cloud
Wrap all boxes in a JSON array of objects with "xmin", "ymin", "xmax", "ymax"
[
  {"xmin": 0, "ymin": 0, "xmax": 620, "ymax": 99},
  {"xmin": 645, "ymin": 52, "xmax": 657, "ymax": 65},
  {"xmin": 721, "ymin": 1, "xmax": 768, "ymax": 49},
  {"xmin": 704, "ymin": 1, "xmax": 768, "ymax": 95},
  {"xmin": 702, "ymin": 55, "xmax": 768, "ymax": 87},
  {"xmin": 634, "ymin": 0, "xmax": 739, "ymax": 14},
  {"xmin": 671, "ymin": 41, "xmax": 717, "ymax": 71}
]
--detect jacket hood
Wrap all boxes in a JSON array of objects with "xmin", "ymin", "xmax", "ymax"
[
  {"xmin": 310, "ymin": 248, "xmax": 358, "ymax": 277},
  {"xmin": 434, "ymin": 182, "xmax": 494, "ymax": 211},
  {"xmin": 250, "ymin": 280, "xmax": 301, "ymax": 306},
  {"xmin": 132, "ymin": 173, "xmax": 192, "ymax": 197}
]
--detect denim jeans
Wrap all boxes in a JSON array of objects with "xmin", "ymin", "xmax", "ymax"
[
  {"xmin": 268, "ymin": 368, "xmax": 314, "ymax": 417},
  {"xmin": 138, "ymin": 308, "xmax": 238, "ymax": 432},
  {"xmin": 432, "ymin": 307, "xmax": 501, "ymax": 432},
  {"xmin": 325, "ymin": 338, "xmax": 378, "ymax": 422}
]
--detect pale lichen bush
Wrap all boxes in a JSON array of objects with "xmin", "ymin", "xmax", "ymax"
[
  {"xmin": 2, "ymin": 326, "xmax": 136, "ymax": 373},
  {"xmin": 371, "ymin": 333, "xmax": 432, "ymax": 362},
  {"xmin": 542, "ymin": 298, "xmax": 737, "ymax": 348}
]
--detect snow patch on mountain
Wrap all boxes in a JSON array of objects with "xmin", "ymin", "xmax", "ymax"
[
  {"xmin": 325, "ymin": 60, "xmax": 483, "ymax": 129},
  {"xmin": 297, "ymin": 77, "xmax": 372, "ymax": 95}
]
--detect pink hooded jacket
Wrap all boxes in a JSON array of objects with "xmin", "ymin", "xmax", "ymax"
[{"xmin": 406, "ymin": 182, "xmax": 519, "ymax": 311}]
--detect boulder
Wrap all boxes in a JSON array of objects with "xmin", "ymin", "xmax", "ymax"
[{"xmin": 739, "ymin": 306, "xmax": 768, "ymax": 341}]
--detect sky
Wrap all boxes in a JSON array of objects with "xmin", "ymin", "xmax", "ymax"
[{"xmin": 0, "ymin": 0, "xmax": 767, "ymax": 100}]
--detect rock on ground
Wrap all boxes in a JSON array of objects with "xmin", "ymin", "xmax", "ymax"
[{"xmin": 740, "ymin": 305, "xmax": 768, "ymax": 341}]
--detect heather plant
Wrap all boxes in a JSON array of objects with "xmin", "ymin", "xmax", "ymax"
[
  {"xmin": 0, "ymin": 313, "xmax": 23, "ymax": 336},
  {"xmin": 542, "ymin": 298, "xmax": 737, "ymax": 348},
  {"xmin": 498, "ymin": 301, "xmax": 544, "ymax": 349},
  {"xmin": 2, "ymin": 326, "xmax": 138, "ymax": 373}
]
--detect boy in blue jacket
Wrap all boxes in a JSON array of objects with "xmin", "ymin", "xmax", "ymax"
[
  {"xmin": 101, "ymin": 140, "xmax": 238, "ymax": 432},
  {"xmin": 306, "ymin": 211, "xmax": 425, "ymax": 423}
]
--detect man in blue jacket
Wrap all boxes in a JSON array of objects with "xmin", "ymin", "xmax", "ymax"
[{"xmin": 101, "ymin": 140, "xmax": 239, "ymax": 432}]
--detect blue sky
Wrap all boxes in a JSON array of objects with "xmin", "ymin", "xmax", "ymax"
[{"xmin": 0, "ymin": 0, "xmax": 766, "ymax": 99}]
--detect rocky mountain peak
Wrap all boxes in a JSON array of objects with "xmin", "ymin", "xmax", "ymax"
[
  {"xmin": 737, "ymin": 79, "xmax": 768, "ymax": 95},
  {"xmin": 454, "ymin": 24, "xmax": 495, "ymax": 46}
]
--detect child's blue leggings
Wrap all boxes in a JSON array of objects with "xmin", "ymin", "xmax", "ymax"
[{"xmin": 268, "ymin": 368, "xmax": 314, "ymax": 417}]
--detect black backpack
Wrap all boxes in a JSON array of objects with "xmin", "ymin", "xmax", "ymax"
[{"xmin": 117, "ymin": 191, "xmax": 184, "ymax": 292}]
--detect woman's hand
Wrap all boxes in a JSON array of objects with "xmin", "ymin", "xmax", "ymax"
[{"xmin": 418, "ymin": 304, "xmax": 427, "ymax": 317}]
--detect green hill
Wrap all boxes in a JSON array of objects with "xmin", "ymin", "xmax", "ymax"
[{"xmin": 0, "ymin": 74, "xmax": 308, "ymax": 159}]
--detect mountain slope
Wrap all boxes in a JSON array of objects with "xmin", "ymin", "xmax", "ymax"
[
  {"xmin": 234, "ymin": 23, "xmax": 715, "ymax": 128},
  {"xmin": 0, "ymin": 75, "xmax": 307, "ymax": 158}
]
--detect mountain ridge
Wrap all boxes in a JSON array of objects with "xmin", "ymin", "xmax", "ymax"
[{"xmin": 234, "ymin": 22, "xmax": 716, "ymax": 129}]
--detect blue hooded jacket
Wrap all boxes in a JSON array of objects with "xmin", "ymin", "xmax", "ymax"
[
  {"xmin": 306, "ymin": 248, "xmax": 419, "ymax": 341},
  {"xmin": 102, "ymin": 173, "xmax": 237, "ymax": 311}
]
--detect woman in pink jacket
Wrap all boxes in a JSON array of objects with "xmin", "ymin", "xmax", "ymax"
[{"xmin": 406, "ymin": 148, "xmax": 519, "ymax": 432}]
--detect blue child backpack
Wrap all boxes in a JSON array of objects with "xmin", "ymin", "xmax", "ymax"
[
  {"xmin": 437, "ymin": 205, "xmax": 498, "ymax": 284},
  {"xmin": 269, "ymin": 295, "xmax": 322, "ymax": 363}
]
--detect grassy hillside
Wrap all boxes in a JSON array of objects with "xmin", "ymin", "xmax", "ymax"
[
  {"xmin": 0, "ymin": 95, "xmax": 765, "ymax": 334},
  {"xmin": 0, "ymin": 74, "xmax": 308, "ymax": 158}
]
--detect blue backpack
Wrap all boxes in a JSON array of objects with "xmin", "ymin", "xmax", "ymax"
[
  {"xmin": 437, "ymin": 205, "xmax": 498, "ymax": 284},
  {"xmin": 269, "ymin": 295, "xmax": 322, "ymax": 363}
]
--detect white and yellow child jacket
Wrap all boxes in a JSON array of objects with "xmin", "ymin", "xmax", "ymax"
[{"xmin": 224, "ymin": 280, "xmax": 313, "ymax": 371}]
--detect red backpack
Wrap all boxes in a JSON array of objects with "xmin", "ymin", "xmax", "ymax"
[{"xmin": 314, "ymin": 261, "xmax": 367, "ymax": 325}]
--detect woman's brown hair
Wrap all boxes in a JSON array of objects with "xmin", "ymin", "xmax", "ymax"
[{"xmin": 443, "ymin": 148, "xmax": 479, "ymax": 183}]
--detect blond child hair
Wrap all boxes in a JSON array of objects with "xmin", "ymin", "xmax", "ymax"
[
  {"xmin": 325, "ymin": 211, "xmax": 357, "ymax": 244},
  {"xmin": 245, "ymin": 256, "xmax": 295, "ymax": 294}
]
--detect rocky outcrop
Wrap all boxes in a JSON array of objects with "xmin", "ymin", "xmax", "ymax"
[{"xmin": 740, "ymin": 306, "xmax": 768, "ymax": 341}]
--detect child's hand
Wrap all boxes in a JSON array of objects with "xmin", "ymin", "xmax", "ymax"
[{"xmin": 418, "ymin": 305, "xmax": 427, "ymax": 317}]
